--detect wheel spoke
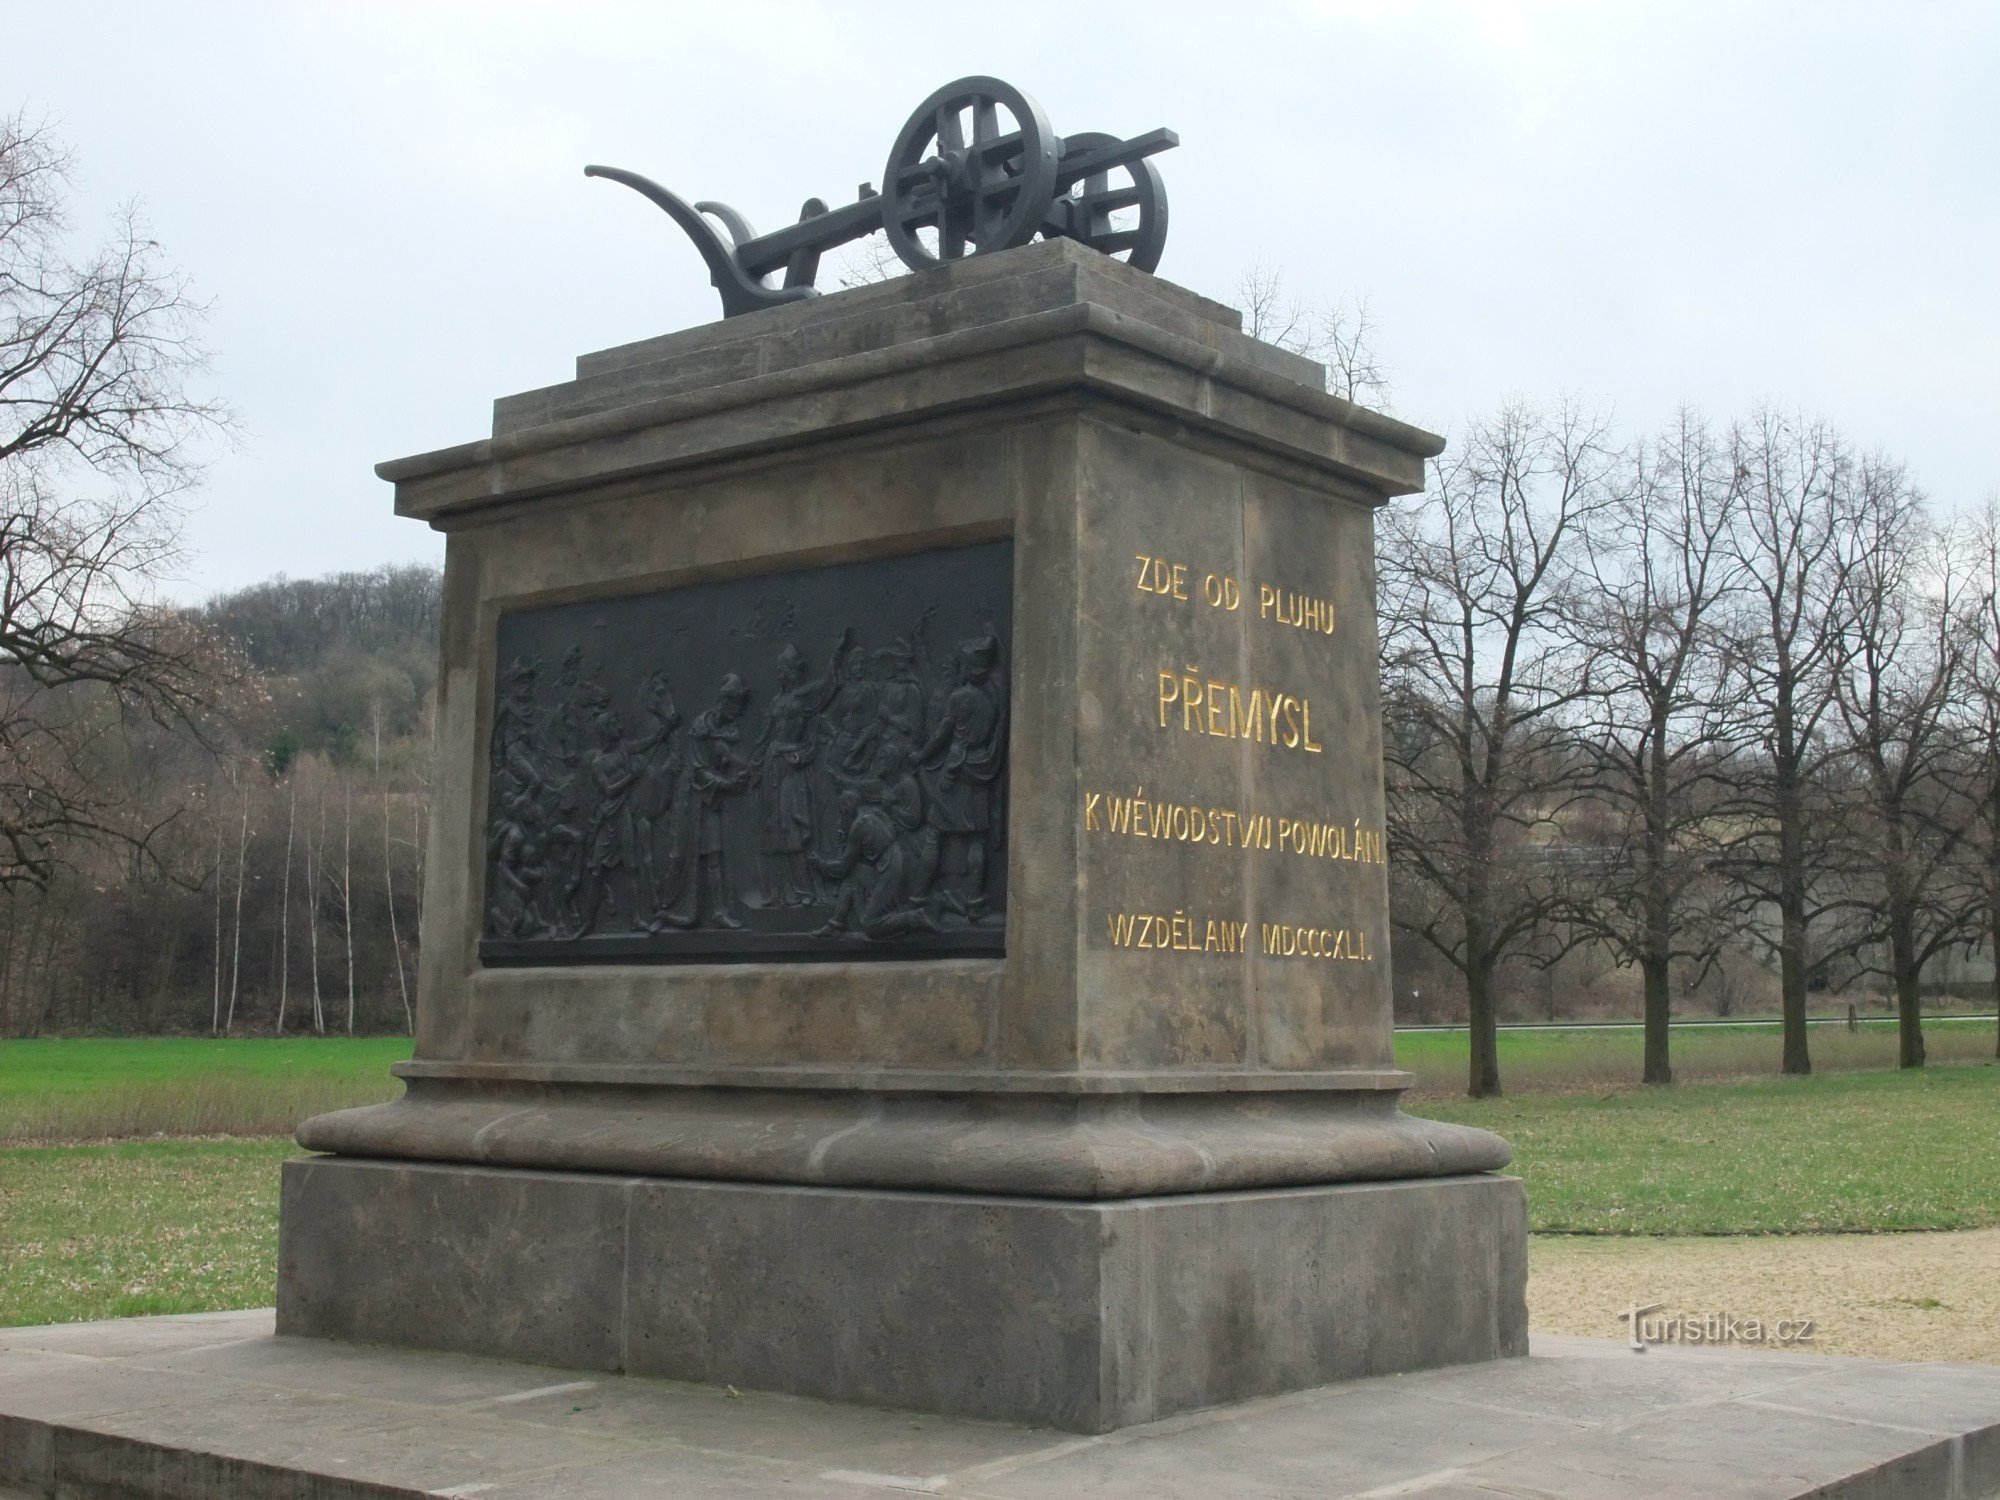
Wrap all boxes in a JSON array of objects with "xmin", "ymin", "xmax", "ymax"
[
  {"xmin": 940, "ymin": 190, "xmax": 967, "ymax": 257},
  {"xmin": 974, "ymin": 130, "xmax": 1025, "ymax": 160},
  {"xmin": 935, "ymin": 105, "xmax": 965, "ymax": 154},
  {"xmin": 886, "ymin": 77, "xmax": 1064, "ymax": 269}
]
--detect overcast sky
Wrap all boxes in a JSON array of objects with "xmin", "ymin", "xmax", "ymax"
[{"xmin": 12, "ymin": 1, "xmax": 1996, "ymax": 598}]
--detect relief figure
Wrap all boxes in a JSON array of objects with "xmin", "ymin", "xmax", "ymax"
[
  {"xmin": 815, "ymin": 738, "xmax": 934, "ymax": 939},
  {"xmin": 911, "ymin": 630, "xmax": 1007, "ymax": 921},
  {"xmin": 686, "ymin": 674, "xmax": 755, "ymax": 928},
  {"xmin": 753, "ymin": 633, "xmax": 851, "ymax": 909},
  {"xmin": 823, "ymin": 653, "xmax": 883, "ymax": 779},
  {"xmin": 629, "ymin": 672, "xmax": 699, "ymax": 931},
  {"xmin": 488, "ymin": 782, "xmax": 545, "ymax": 938},
  {"xmin": 538, "ymin": 645, "xmax": 608, "ymax": 938},
  {"xmin": 575, "ymin": 707, "xmax": 641, "ymax": 931},
  {"xmin": 491, "ymin": 656, "xmax": 544, "ymax": 802}
]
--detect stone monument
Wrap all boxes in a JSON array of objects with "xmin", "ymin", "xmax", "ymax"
[{"xmin": 278, "ymin": 79, "xmax": 1525, "ymax": 1434}]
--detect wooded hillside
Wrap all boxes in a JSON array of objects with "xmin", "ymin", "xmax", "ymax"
[{"xmin": 0, "ymin": 566, "xmax": 439, "ymax": 1037}]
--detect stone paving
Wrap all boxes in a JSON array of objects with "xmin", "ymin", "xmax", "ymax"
[{"xmin": 4, "ymin": 1311, "xmax": 1999, "ymax": 1497}]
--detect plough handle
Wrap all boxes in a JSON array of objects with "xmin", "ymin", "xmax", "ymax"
[{"xmin": 584, "ymin": 165, "xmax": 818, "ymax": 318}]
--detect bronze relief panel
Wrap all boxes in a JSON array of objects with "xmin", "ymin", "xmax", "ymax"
[{"xmin": 481, "ymin": 540, "xmax": 1012, "ymax": 965}]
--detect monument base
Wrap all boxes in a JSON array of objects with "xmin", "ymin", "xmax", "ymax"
[
  {"xmin": 8, "ymin": 1311, "xmax": 1999, "ymax": 1500},
  {"xmin": 277, "ymin": 1156, "xmax": 1527, "ymax": 1432}
]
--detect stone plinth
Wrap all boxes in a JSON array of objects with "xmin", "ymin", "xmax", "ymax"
[
  {"xmin": 281, "ymin": 237, "xmax": 1523, "ymax": 1429},
  {"xmin": 8, "ymin": 1311, "xmax": 1999, "ymax": 1499},
  {"xmin": 279, "ymin": 1158, "xmax": 1526, "ymax": 1431}
]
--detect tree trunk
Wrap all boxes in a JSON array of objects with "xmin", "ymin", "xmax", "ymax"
[
  {"xmin": 0, "ymin": 900, "xmax": 19, "ymax": 1035},
  {"xmin": 1990, "ymin": 839, "xmax": 2000, "ymax": 1060},
  {"xmin": 225, "ymin": 779, "xmax": 249, "ymax": 1033},
  {"xmin": 1778, "ymin": 886, "xmax": 1811, "ymax": 1074},
  {"xmin": 309, "ymin": 785, "xmax": 325, "ymax": 1034},
  {"xmin": 1897, "ymin": 974, "xmax": 1925, "ymax": 1068},
  {"xmin": 412, "ymin": 793, "xmax": 425, "ymax": 953},
  {"xmin": 1465, "ymin": 927, "xmax": 1502, "ymax": 1097},
  {"xmin": 1890, "ymin": 900, "xmax": 1925, "ymax": 1069},
  {"xmin": 1775, "ymin": 766, "xmax": 1812, "ymax": 1075},
  {"xmin": 343, "ymin": 778, "xmax": 356, "ymax": 1036},
  {"xmin": 31, "ymin": 897, "xmax": 59, "ymax": 1034},
  {"xmin": 1771, "ymin": 680, "xmax": 1812, "ymax": 1075},
  {"xmin": 1459, "ymin": 742, "xmax": 1503, "ymax": 1098},
  {"xmin": 383, "ymin": 785, "xmax": 411, "ymax": 1033},
  {"xmin": 1641, "ymin": 720, "xmax": 1673, "ymax": 1085},
  {"xmin": 1641, "ymin": 954, "xmax": 1673, "ymax": 1085},
  {"xmin": 278, "ymin": 778, "xmax": 295, "ymax": 1035},
  {"xmin": 211, "ymin": 813, "xmax": 224, "ymax": 1036}
]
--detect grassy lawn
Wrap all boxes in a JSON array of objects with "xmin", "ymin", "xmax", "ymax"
[
  {"xmin": 0, "ymin": 1138, "xmax": 296, "ymax": 1326},
  {"xmin": 1423, "ymin": 1063, "xmax": 2000, "ymax": 1235},
  {"xmin": 0, "ymin": 1036, "xmax": 410, "ymax": 1143},
  {"xmin": 1, "ymin": 1033, "xmax": 1997, "ymax": 1327},
  {"xmin": 1397, "ymin": 1015, "xmax": 1996, "ymax": 1096}
]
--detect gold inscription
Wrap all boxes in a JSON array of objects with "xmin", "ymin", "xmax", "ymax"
[
  {"xmin": 1156, "ymin": 667, "xmax": 1323, "ymax": 753},
  {"xmin": 1106, "ymin": 910, "xmax": 1252, "ymax": 953},
  {"xmin": 1082, "ymin": 786, "xmax": 1387, "ymax": 864},
  {"xmin": 1202, "ymin": 572, "xmax": 1241, "ymax": 610},
  {"xmin": 1258, "ymin": 583, "xmax": 1336, "ymax": 635},
  {"xmin": 1257, "ymin": 923, "xmax": 1374, "ymax": 961},
  {"xmin": 1134, "ymin": 554, "xmax": 1189, "ymax": 600},
  {"xmin": 1102, "ymin": 907, "xmax": 1375, "ymax": 961},
  {"xmin": 1131, "ymin": 554, "xmax": 1330, "ymax": 633}
]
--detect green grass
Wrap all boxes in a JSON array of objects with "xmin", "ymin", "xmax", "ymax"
[
  {"xmin": 1397, "ymin": 1016, "xmax": 1997, "ymax": 1097},
  {"xmin": 0, "ymin": 1037, "xmax": 410, "ymax": 1143},
  {"xmin": 1423, "ymin": 1063, "xmax": 2000, "ymax": 1235},
  {"xmin": 1, "ymin": 1034, "xmax": 1997, "ymax": 1326},
  {"xmin": 0, "ymin": 1139, "xmax": 297, "ymax": 1326}
]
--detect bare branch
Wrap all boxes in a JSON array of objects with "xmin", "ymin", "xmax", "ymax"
[{"xmin": 0, "ymin": 112, "xmax": 236, "ymax": 888}]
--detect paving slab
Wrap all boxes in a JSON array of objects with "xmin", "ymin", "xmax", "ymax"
[{"xmin": 2, "ymin": 1312, "xmax": 1998, "ymax": 1499}]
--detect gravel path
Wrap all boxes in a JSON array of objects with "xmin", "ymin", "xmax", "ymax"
[{"xmin": 1529, "ymin": 1229, "xmax": 2000, "ymax": 1363}]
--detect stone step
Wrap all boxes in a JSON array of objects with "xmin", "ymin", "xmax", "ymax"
[{"xmin": 3, "ymin": 1312, "xmax": 1998, "ymax": 1498}]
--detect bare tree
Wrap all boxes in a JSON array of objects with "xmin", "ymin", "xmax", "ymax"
[
  {"xmin": 209, "ymin": 797, "xmax": 223, "ymax": 1035},
  {"xmin": 1232, "ymin": 261, "xmax": 1391, "ymax": 408},
  {"xmin": 1718, "ymin": 410, "xmax": 1866, "ymax": 1074},
  {"xmin": 1954, "ymin": 499, "xmax": 2000, "ymax": 1057},
  {"xmin": 1379, "ymin": 401, "xmax": 1615, "ymax": 1095},
  {"xmin": 307, "ymin": 779, "xmax": 325, "ymax": 1034},
  {"xmin": 0, "ymin": 114, "xmax": 231, "ymax": 888},
  {"xmin": 830, "ymin": 232, "xmax": 905, "ymax": 290},
  {"xmin": 383, "ymin": 778, "xmax": 411, "ymax": 1032},
  {"xmin": 411, "ymin": 700, "xmax": 430, "ymax": 957},
  {"xmin": 1831, "ymin": 465, "xmax": 1978, "ymax": 1067},
  {"xmin": 276, "ymin": 773, "xmax": 295, "ymax": 1034},
  {"xmin": 342, "ymin": 774, "xmax": 355, "ymax": 1035},
  {"xmin": 368, "ymin": 693, "xmax": 412, "ymax": 1028},
  {"xmin": 1570, "ymin": 410, "xmax": 1745, "ymax": 1083},
  {"xmin": 225, "ymin": 772, "xmax": 248, "ymax": 1031}
]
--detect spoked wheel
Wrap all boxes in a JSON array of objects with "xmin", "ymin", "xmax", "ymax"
[
  {"xmin": 1043, "ymin": 132, "xmax": 1169, "ymax": 273},
  {"xmin": 882, "ymin": 76, "xmax": 1060, "ymax": 271}
]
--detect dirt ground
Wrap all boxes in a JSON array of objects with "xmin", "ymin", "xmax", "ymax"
[{"xmin": 1529, "ymin": 1229, "xmax": 2000, "ymax": 1364}]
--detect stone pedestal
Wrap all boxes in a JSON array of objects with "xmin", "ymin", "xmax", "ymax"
[
  {"xmin": 280, "ymin": 238, "xmax": 1525, "ymax": 1431},
  {"xmin": 279, "ymin": 1157, "xmax": 1524, "ymax": 1432}
]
